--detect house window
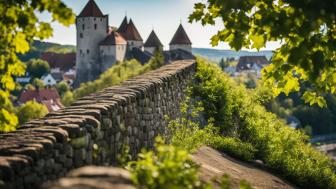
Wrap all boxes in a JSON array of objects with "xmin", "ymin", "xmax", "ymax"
[
  {"xmin": 94, "ymin": 24, "xmax": 97, "ymax": 30},
  {"xmin": 82, "ymin": 24, "xmax": 85, "ymax": 30},
  {"xmin": 80, "ymin": 49, "xmax": 83, "ymax": 54},
  {"xmin": 87, "ymin": 49, "xmax": 90, "ymax": 54},
  {"xmin": 94, "ymin": 18, "xmax": 96, "ymax": 21},
  {"xmin": 80, "ymin": 33, "xmax": 83, "ymax": 38},
  {"xmin": 100, "ymin": 18, "xmax": 102, "ymax": 21}
]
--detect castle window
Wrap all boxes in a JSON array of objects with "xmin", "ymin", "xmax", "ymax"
[
  {"xmin": 82, "ymin": 24, "xmax": 85, "ymax": 30},
  {"xmin": 87, "ymin": 49, "xmax": 90, "ymax": 54},
  {"xmin": 80, "ymin": 33, "xmax": 83, "ymax": 38},
  {"xmin": 94, "ymin": 24, "xmax": 97, "ymax": 30}
]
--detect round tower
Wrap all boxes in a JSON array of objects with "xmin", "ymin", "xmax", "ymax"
[{"xmin": 75, "ymin": 0, "xmax": 108, "ymax": 86}]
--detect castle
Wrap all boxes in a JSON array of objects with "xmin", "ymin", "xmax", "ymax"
[{"xmin": 75, "ymin": 0, "xmax": 193, "ymax": 85}]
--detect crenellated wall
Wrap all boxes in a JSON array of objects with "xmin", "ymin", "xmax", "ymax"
[{"xmin": 0, "ymin": 60, "xmax": 196, "ymax": 189}]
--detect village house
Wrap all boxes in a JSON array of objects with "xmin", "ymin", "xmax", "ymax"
[
  {"xmin": 41, "ymin": 51, "xmax": 76, "ymax": 85},
  {"xmin": 41, "ymin": 74, "xmax": 57, "ymax": 86},
  {"xmin": 15, "ymin": 72, "xmax": 31, "ymax": 85},
  {"xmin": 18, "ymin": 88, "xmax": 64, "ymax": 112},
  {"xmin": 236, "ymin": 56, "xmax": 269, "ymax": 77}
]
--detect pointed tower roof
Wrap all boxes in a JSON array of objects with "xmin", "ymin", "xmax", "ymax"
[
  {"xmin": 144, "ymin": 30, "xmax": 163, "ymax": 48},
  {"xmin": 124, "ymin": 19, "xmax": 143, "ymax": 41},
  {"xmin": 169, "ymin": 24, "xmax": 192, "ymax": 45},
  {"xmin": 78, "ymin": 0, "xmax": 104, "ymax": 17},
  {"xmin": 100, "ymin": 31, "xmax": 127, "ymax": 46},
  {"xmin": 117, "ymin": 16, "xmax": 128, "ymax": 33}
]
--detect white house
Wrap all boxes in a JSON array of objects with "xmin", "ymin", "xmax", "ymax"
[{"xmin": 41, "ymin": 74, "xmax": 57, "ymax": 86}]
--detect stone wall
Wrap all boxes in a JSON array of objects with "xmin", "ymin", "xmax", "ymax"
[
  {"xmin": 42, "ymin": 166, "xmax": 135, "ymax": 189},
  {"xmin": 0, "ymin": 60, "xmax": 196, "ymax": 189}
]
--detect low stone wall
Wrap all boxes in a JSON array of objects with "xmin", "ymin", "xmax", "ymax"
[
  {"xmin": 0, "ymin": 60, "xmax": 196, "ymax": 189},
  {"xmin": 42, "ymin": 166, "xmax": 135, "ymax": 189}
]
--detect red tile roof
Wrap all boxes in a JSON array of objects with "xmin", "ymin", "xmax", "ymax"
[
  {"xmin": 41, "ymin": 99, "xmax": 64, "ymax": 112},
  {"xmin": 19, "ymin": 88, "xmax": 61, "ymax": 104},
  {"xmin": 124, "ymin": 19, "xmax": 143, "ymax": 41},
  {"xmin": 144, "ymin": 30, "xmax": 163, "ymax": 48},
  {"xmin": 40, "ymin": 52, "xmax": 76, "ymax": 71},
  {"xmin": 170, "ymin": 24, "xmax": 192, "ymax": 45},
  {"xmin": 100, "ymin": 31, "xmax": 127, "ymax": 46},
  {"xmin": 78, "ymin": 0, "xmax": 104, "ymax": 17}
]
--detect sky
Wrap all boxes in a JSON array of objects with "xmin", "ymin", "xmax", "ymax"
[{"xmin": 42, "ymin": 0, "xmax": 280, "ymax": 51}]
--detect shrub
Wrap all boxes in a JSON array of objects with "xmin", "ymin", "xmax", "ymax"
[
  {"xmin": 61, "ymin": 91, "xmax": 74, "ymax": 107},
  {"xmin": 211, "ymin": 137, "xmax": 256, "ymax": 162},
  {"xmin": 127, "ymin": 137, "xmax": 210, "ymax": 189},
  {"xmin": 166, "ymin": 96, "xmax": 218, "ymax": 152},
  {"xmin": 15, "ymin": 100, "xmax": 48, "ymax": 125}
]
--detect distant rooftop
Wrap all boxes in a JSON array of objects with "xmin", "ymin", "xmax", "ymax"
[
  {"xmin": 170, "ymin": 24, "xmax": 192, "ymax": 45},
  {"xmin": 236, "ymin": 56, "xmax": 269, "ymax": 71},
  {"xmin": 144, "ymin": 30, "xmax": 163, "ymax": 48},
  {"xmin": 124, "ymin": 19, "xmax": 143, "ymax": 41},
  {"xmin": 100, "ymin": 31, "xmax": 127, "ymax": 46},
  {"xmin": 78, "ymin": 0, "xmax": 105, "ymax": 17}
]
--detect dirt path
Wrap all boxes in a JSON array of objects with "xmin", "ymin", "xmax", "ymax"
[{"xmin": 191, "ymin": 146, "xmax": 297, "ymax": 189}]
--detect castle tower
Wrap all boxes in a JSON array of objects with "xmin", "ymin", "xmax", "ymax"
[
  {"xmin": 99, "ymin": 31, "xmax": 127, "ymax": 72},
  {"xmin": 117, "ymin": 16, "xmax": 128, "ymax": 34},
  {"xmin": 169, "ymin": 24, "xmax": 192, "ymax": 53},
  {"xmin": 144, "ymin": 30, "xmax": 163, "ymax": 54},
  {"xmin": 76, "ymin": 0, "xmax": 108, "ymax": 85},
  {"xmin": 124, "ymin": 19, "xmax": 144, "ymax": 50}
]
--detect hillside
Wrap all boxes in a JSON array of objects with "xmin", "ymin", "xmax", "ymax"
[
  {"xmin": 192, "ymin": 48, "xmax": 273, "ymax": 61},
  {"xmin": 18, "ymin": 40, "xmax": 76, "ymax": 62}
]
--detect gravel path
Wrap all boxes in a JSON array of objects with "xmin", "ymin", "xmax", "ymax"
[{"xmin": 191, "ymin": 146, "xmax": 297, "ymax": 189}]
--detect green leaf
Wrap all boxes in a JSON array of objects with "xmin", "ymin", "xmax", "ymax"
[
  {"xmin": 250, "ymin": 34, "xmax": 265, "ymax": 50},
  {"xmin": 13, "ymin": 32, "xmax": 29, "ymax": 54}
]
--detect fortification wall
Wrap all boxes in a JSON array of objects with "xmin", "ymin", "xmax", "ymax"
[{"xmin": 0, "ymin": 60, "xmax": 196, "ymax": 189}]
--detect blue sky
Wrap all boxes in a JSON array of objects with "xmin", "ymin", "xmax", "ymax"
[{"xmin": 42, "ymin": 0, "xmax": 280, "ymax": 50}]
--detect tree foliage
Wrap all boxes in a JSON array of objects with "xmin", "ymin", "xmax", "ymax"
[
  {"xmin": 73, "ymin": 59, "xmax": 146, "ymax": 101},
  {"xmin": 32, "ymin": 78, "xmax": 45, "ymax": 89},
  {"xmin": 148, "ymin": 48, "xmax": 165, "ymax": 70},
  {"xmin": 219, "ymin": 58, "xmax": 229, "ymax": 70},
  {"xmin": 63, "ymin": 58, "xmax": 160, "ymax": 106},
  {"xmin": 189, "ymin": 0, "xmax": 336, "ymax": 107},
  {"xmin": 0, "ymin": 0, "xmax": 74, "ymax": 132},
  {"xmin": 26, "ymin": 59, "xmax": 50, "ymax": 78},
  {"xmin": 56, "ymin": 81, "xmax": 70, "ymax": 97},
  {"xmin": 15, "ymin": 100, "xmax": 48, "ymax": 125}
]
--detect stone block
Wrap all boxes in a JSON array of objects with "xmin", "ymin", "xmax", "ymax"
[{"xmin": 70, "ymin": 135, "xmax": 89, "ymax": 149}]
